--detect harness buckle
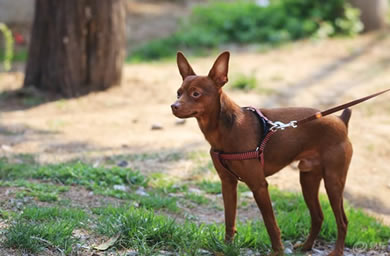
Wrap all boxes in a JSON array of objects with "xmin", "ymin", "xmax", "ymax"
[{"xmin": 270, "ymin": 120, "xmax": 298, "ymax": 132}]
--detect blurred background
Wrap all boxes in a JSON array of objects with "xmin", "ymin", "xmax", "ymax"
[{"xmin": 0, "ymin": 0, "xmax": 390, "ymax": 254}]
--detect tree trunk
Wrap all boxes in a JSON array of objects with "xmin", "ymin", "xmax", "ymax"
[
  {"xmin": 349, "ymin": 0, "xmax": 388, "ymax": 32},
  {"xmin": 24, "ymin": 0, "xmax": 126, "ymax": 97}
]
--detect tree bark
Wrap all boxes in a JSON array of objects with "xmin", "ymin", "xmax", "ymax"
[
  {"xmin": 349, "ymin": 0, "xmax": 388, "ymax": 32},
  {"xmin": 24, "ymin": 0, "xmax": 126, "ymax": 97}
]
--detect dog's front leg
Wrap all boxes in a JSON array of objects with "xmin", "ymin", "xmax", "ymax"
[
  {"xmin": 246, "ymin": 173, "xmax": 283, "ymax": 254},
  {"xmin": 210, "ymin": 150, "xmax": 238, "ymax": 241},
  {"xmin": 221, "ymin": 177, "xmax": 238, "ymax": 241}
]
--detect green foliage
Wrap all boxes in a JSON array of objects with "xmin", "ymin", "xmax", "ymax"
[
  {"xmin": 20, "ymin": 206, "xmax": 87, "ymax": 223},
  {"xmin": 1, "ymin": 158, "xmax": 389, "ymax": 255},
  {"xmin": 0, "ymin": 209, "xmax": 12, "ymax": 219},
  {"xmin": 197, "ymin": 180, "xmax": 250, "ymax": 194},
  {"xmin": 137, "ymin": 193, "xmax": 179, "ymax": 212},
  {"xmin": 149, "ymin": 172, "xmax": 188, "ymax": 193},
  {"xmin": 269, "ymin": 187, "xmax": 390, "ymax": 246},
  {"xmin": 0, "ymin": 23, "xmax": 14, "ymax": 71},
  {"xmin": 129, "ymin": 0, "xmax": 363, "ymax": 61},
  {"xmin": 1, "ymin": 180, "xmax": 69, "ymax": 202},
  {"xmin": 34, "ymin": 162, "xmax": 148, "ymax": 188},
  {"xmin": 197, "ymin": 180, "xmax": 222, "ymax": 194},
  {"xmin": 94, "ymin": 206, "xmax": 205, "ymax": 253},
  {"xmin": 3, "ymin": 206, "xmax": 87, "ymax": 254},
  {"xmin": 184, "ymin": 192, "xmax": 210, "ymax": 205},
  {"xmin": 0, "ymin": 158, "xmax": 34, "ymax": 180},
  {"xmin": 231, "ymin": 73, "xmax": 258, "ymax": 91},
  {"xmin": 94, "ymin": 201, "xmax": 390, "ymax": 255}
]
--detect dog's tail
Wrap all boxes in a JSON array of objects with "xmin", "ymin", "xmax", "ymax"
[{"xmin": 339, "ymin": 108, "xmax": 352, "ymax": 128}]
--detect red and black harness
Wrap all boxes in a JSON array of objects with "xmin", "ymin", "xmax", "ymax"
[
  {"xmin": 211, "ymin": 107, "xmax": 275, "ymax": 181},
  {"xmin": 211, "ymin": 88, "xmax": 390, "ymax": 181}
]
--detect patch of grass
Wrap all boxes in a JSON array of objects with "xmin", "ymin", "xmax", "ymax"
[
  {"xmin": 1, "ymin": 158, "xmax": 389, "ymax": 255},
  {"xmin": 4, "ymin": 221, "xmax": 76, "ymax": 254},
  {"xmin": 269, "ymin": 187, "xmax": 390, "ymax": 246},
  {"xmin": 231, "ymin": 73, "xmax": 258, "ymax": 91},
  {"xmin": 20, "ymin": 206, "xmax": 87, "ymax": 223},
  {"xmin": 149, "ymin": 172, "xmax": 188, "ymax": 193},
  {"xmin": 187, "ymin": 151, "xmax": 214, "ymax": 176},
  {"xmin": 197, "ymin": 180, "xmax": 222, "ymax": 194},
  {"xmin": 197, "ymin": 180, "xmax": 250, "ymax": 194},
  {"xmin": 3, "ymin": 206, "xmax": 87, "ymax": 254},
  {"xmin": 0, "ymin": 158, "xmax": 35, "ymax": 180},
  {"xmin": 93, "ymin": 197, "xmax": 390, "ymax": 254},
  {"xmin": 0, "ymin": 158, "xmax": 180, "ymax": 212},
  {"xmin": 229, "ymin": 73, "xmax": 276, "ymax": 94},
  {"xmin": 107, "ymin": 151, "xmax": 185, "ymax": 165},
  {"xmin": 129, "ymin": 0, "xmax": 362, "ymax": 61},
  {"xmin": 1, "ymin": 180, "xmax": 69, "ymax": 202},
  {"xmin": 196, "ymin": 181, "xmax": 390, "ymax": 247},
  {"xmin": 34, "ymin": 162, "xmax": 148, "ymax": 189},
  {"xmin": 94, "ymin": 205, "xmax": 229, "ymax": 254},
  {"xmin": 0, "ymin": 209, "xmax": 12, "ymax": 219},
  {"xmin": 184, "ymin": 192, "xmax": 210, "ymax": 205},
  {"xmin": 137, "ymin": 193, "xmax": 178, "ymax": 212}
]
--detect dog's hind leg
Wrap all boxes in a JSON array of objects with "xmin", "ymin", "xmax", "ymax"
[
  {"xmin": 323, "ymin": 142, "xmax": 352, "ymax": 256},
  {"xmin": 295, "ymin": 168, "xmax": 323, "ymax": 251}
]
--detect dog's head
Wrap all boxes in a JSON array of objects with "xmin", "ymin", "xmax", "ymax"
[{"xmin": 171, "ymin": 51, "xmax": 230, "ymax": 118}]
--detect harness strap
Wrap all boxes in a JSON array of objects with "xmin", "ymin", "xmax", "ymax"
[
  {"xmin": 211, "ymin": 107, "xmax": 274, "ymax": 180},
  {"xmin": 211, "ymin": 151, "xmax": 244, "ymax": 181},
  {"xmin": 259, "ymin": 130, "xmax": 275, "ymax": 166}
]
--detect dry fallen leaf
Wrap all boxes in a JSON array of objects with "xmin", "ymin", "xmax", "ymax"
[{"xmin": 93, "ymin": 234, "xmax": 120, "ymax": 251}]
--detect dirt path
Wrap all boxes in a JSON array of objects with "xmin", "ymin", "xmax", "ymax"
[{"xmin": 1, "ymin": 32, "xmax": 390, "ymax": 225}]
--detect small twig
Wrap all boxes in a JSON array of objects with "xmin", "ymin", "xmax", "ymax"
[{"xmin": 30, "ymin": 236, "xmax": 65, "ymax": 256}]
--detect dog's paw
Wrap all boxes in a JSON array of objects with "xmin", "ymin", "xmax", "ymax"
[
  {"xmin": 267, "ymin": 250, "xmax": 284, "ymax": 256},
  {"xmin": 327, "ymin": 250, "xmax": 343, "ymax": 256},
  {"xmin": 293, "ymin": 241, "xmax": 313, "ymax": 251}
]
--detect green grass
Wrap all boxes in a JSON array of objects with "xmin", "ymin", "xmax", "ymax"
[
  {"xmin": 93, "ymin": 202, "xmax": 390, "ymax": 255},
  {"xmin": 34, "ymin": 162, "xmax": 148, "ymax": 188},
  {"xmin": 197, "ymin": 180, "xmax": 250, "ymax": 194},
  {"xmin": 4, "ymin": 201, "xmax": 388, "ymax": 255},
  {"xmin": 0, "ymin": 158, "xmax": 179, "ymax": 212},
  {"xmin": 184, "ymin": 192, "xmax": 210, "ymax": 205},
  {"xmin": 0, "ymin": 157, "xmax": 389, "ymax": 255},
  {"xmin": 0, "ymin": 158, "xmax": 35, "ymax": 180},
  {"xmin": 0, "ymin": 209, "xmax": 12, "ymax": 219},
  {"xmin": 128, "ymin": 0, "xmax": 362, "ymax": 61},
  {"xmin": 149, "ymin": 172, "xmax": 188, "ymax": 193},
  {"xmin": 3, "ymin": 206, "xmax": 87, "ymax": 254},
  {"xmin": 231, "ymin": 73, "xmax": 258, "ymax": 91},
  {"xmin": 230, "ymin": 73, "xmax": 277, "ymax": 94},
  {"xmin": 0, "ymin": 180, "xmax": 69, "ymax": 202},
  {"xmin": 106, "ymin": 151, "xmax": 185, "ymax": 165}
]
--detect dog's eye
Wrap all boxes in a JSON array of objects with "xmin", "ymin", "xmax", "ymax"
[
  {"xmin": 192, "ymin": 91, "xmax": 201, "ymax": 98},
  {"xmin": 177, "ymin": 92, "xmax": 181, "ymax": 99}
]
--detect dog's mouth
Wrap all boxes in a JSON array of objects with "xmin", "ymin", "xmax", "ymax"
[{"xmin": 172, "ymin": 110, "xmax": 198, "ymax": 118}]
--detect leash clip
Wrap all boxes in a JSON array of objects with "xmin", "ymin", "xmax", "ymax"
[{"xmin": 270, "ymin": 120, "xmax": 298, "ymax": 132}]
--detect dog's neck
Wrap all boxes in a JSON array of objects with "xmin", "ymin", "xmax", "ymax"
[{"xmin": 196, "ymin": 91, "xmax": 243, "ymax": 150}]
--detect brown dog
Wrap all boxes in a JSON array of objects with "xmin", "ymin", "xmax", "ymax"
[{"xmin": 171, "ymin": 51, "xmax": 352, "ymax": 256}]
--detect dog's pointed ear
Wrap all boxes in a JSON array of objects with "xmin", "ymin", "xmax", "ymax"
[
  {"xmin": 177, "ymin": 52, "xmax": 196, "ymax": 80},
  {"xmin": 208, "ymin": 51, "xmax": 230, "ymax": 87}
]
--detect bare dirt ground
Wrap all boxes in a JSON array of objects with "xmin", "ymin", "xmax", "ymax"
[{"xmin": 1, "ymin": 30, "xmax": 390, "ymax": 229}]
